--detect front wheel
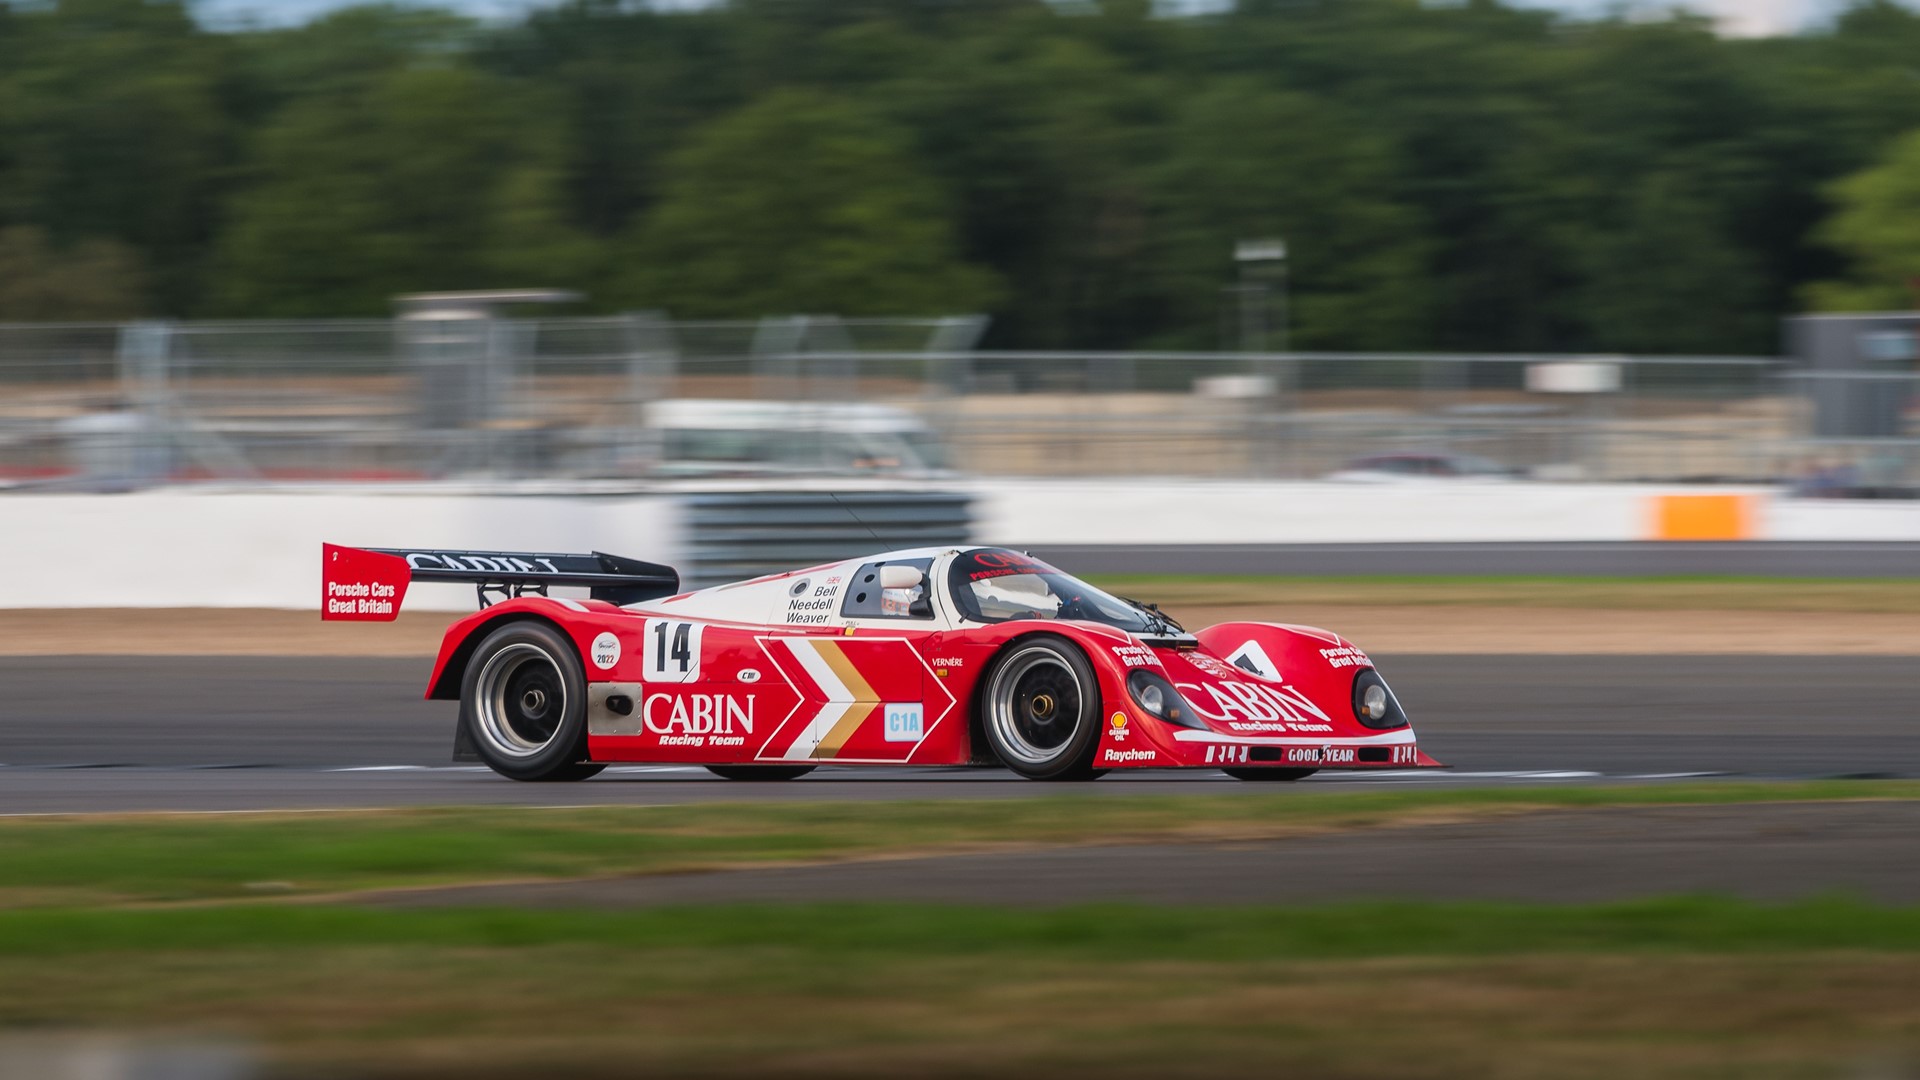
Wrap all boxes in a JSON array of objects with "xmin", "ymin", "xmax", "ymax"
[
  {"xmin": 980, "ymin": 634, "xmax": 1105, "ymax": 780},
  {"xmin": 706, "ymin": 765, "xmax": 816, "ymax": 781},
  {"xmin": 461, "ymin": 621, "xmax": 604, "ymax": 782},
  {"xmin": 1223, "ymin": 768, "xmax": 1316, "ymax": 782}
]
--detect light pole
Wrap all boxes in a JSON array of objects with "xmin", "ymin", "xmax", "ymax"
[
  {"xmin": 1234, "ymin": 239, "xmax": 1290, "ymax": 477},
  {"xmin": 1234, "ymin": 239, "xmax": 1286, "ymax": 352}
]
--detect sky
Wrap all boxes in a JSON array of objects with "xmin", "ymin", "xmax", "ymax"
[
  {"xmin": 191, "ymin": 0, "xmax": 1877, "ymax": 37},
  {"xmin": 1549, "ymin": 0, "xmax": 1824, "ymax": 35}
]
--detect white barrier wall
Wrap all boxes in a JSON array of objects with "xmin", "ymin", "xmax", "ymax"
[
  {"xmin": 1765, "ymin": 498, "xmax": 1920, "ymax": 542},
  {"xmin": 0, "ymin": 491, "xmax": 681, "ymax": 610},
  {"xmin": 972, "ymin": 480, "xmax": 1728, "ymax": 546},
  {"xmin": 1, "ymin": 483, "xmax": 1916, "ymax": 609}
]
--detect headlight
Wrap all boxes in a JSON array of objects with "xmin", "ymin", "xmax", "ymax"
[
  {"xmin": 1138, "ymin": 681, "xmax": 1167, "ymax": 714},
  {"xmin": 1351, "ymin": 668, "xmax": 1408, "ymax": 730},
  {"xmin": 1127, "ymin": 669, "xmax": 1204, "ymax": 729},
  {"xmin": 1361, "ymin": 683, "xmax": 1388, "ymax": 721}
]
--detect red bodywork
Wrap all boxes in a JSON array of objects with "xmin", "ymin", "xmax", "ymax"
[
  {"xmin": 327, "ymin": 543, "xmax": 1442, "ymax": 773},
  {"xmin": 417, "ymin": 604, "xmax": 1438, "ymax": 772}
]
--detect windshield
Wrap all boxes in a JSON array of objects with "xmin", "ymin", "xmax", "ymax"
[
  {"xmin": 900, "ymin": 430, "xmax": 949, "ymax": 470},
  {"xmin": 947, "ymin": 549, "xmax": 1154, "ymax": 633}
]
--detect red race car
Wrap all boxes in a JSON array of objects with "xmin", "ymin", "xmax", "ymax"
[{"xmin": 322, "ymin": 543, "xmax": 1442, "ymax": 782}]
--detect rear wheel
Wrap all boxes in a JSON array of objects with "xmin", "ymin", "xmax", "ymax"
[
  {"xmin": 461, "ymin": 621, "xmax": 605, "ymax": 782},
  {"xmin": 1223, "ymin": 767, "xmax": 1317, "ymax": 782},
  {"xmin": 980, "ymin": 635, "xmax": 1105, "ymax": 781},
  {"xmin": 706, "ymin": 765, "xmax": 816, "ymax": 781}
]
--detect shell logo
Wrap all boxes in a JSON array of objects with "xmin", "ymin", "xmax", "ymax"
[{"xmin": 1109, "ymin": 712, "xmax": 1127, "ymax": 731}]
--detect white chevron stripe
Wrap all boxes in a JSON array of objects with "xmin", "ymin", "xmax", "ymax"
[
  {"xmin": 777, "ymin": 639, "xmax": 855, "ymax": 759},
  {"xmin": 782, "ymin": 701, "xmax": 855, "ymax": 760},
  {"xmin": 786, "ymin": 638, "xmax": 852, "ymax": 701}
]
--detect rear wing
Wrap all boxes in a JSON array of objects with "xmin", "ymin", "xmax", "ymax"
[{"xmin": 322, "ymin": 543, "xmax": 679, "ymax": 620}]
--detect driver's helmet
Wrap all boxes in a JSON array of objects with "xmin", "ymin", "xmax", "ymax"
[{"xmin": 880, "ymin": 585, "xmax": 923, "ymax": 617}]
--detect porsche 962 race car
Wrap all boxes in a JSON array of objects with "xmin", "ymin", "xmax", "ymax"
[{"xmin": 322, "ymin": 543, "xmax": 1442, "ymax": 782}]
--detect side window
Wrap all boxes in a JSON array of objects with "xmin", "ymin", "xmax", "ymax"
[{"xmin": 840, "ymin": 558, "xmax": 935, "ymax": 620}]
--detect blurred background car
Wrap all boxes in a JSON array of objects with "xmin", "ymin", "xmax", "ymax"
[
  {"xmin": 1325, "ymin": 452, "xmax": 1523, "ymax": 483},
  {"xmin": 642, "ymin": 399, "xmax": 951, "ymax": 479}
]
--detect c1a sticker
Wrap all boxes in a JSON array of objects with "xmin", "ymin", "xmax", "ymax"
[
  {"xmin": 883, "ymin": 702, "xmax": 924, "ymax": 743},
  {"xmin": 642, "ymin": 619, "xmax": 704, "ymax": 683}
]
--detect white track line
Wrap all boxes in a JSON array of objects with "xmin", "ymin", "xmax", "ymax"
[{"xmin": 1309, "ymin": 769, "xmax": 1603, "ymax": 782}]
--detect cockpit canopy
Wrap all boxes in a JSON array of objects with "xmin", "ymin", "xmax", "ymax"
[{"xmin": 947, "ymin": 548, "xmax": 1157, "ymax": 634}]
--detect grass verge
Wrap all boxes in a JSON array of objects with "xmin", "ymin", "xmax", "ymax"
[
  {"xmin": 1091, "ymin": 574, "xmax": 1920, "ymax": 613},
  {"xmin": 1, "ymin": 900, "xmax": 1916, "ymax": 1079},
  {"xmin": 6, "ymin": 897, "xmax": 1920, "ymax": 957},
  {"xmin": 3, "ymin": 781, "xmax": 1915, "ymax": 907}
]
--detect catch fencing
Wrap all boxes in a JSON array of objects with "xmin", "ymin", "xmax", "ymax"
[{"xmin": 0, "ymin": 316, "xmax": 1909, "ymax": 488}]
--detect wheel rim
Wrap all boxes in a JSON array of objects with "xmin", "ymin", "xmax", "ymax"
[
  {"xmin": 987, "ymin": 645, "xmax": 1085, "ymax": 767},
  {"xmin": 474, "ymin": 642, "xmax": 568, "ymax": 759}
]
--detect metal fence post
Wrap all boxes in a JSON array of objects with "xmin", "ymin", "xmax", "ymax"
[
  {"xmin": 750, "ymin": 315, "xmax": 808, "ymax": 403},
  {"xmin": 114, "ymin": 320, "xmax": 173, "ymax": 485},
  {"xmin": 623, "ymin": 311, "xmax": 677, "ymax": 471},
  {"xmin": 115, "ymin": 320, "xmax": 258, "ymax": 482},
  {"xmin": 800, "ymin": 315, "xmax": 858, "ymax": 404},
  {"xmin": 117, "ymin": 320, "xmax": 170, "ymax": 419}
]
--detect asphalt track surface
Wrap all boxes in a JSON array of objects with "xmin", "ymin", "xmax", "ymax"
[
  {"xmin": 1, "ymin": 653, "xmax": 1914, "ymax": 813},
  {"xmin": 1040, "ymin": 540, "xmax": 1920, "ymax": 577}
]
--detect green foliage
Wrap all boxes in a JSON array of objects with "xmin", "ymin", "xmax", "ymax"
[
  {"xmin": 618, "ymin": 89, "xmax": 1001, "ymax": 318},
  {"xmin": 860, "ymin": 18, "xmax": 1168, "ymax": 346},
  {"xmin": 0, "ymin": 0, "xmax": 1916, "ymax": 342},
  {"xmin": 1806, "ymin": 128, "xmax": 1920, "ymax": 312},
  {"xmin": 1574, "ymin": 172, "xmax": 1769, "ymax": 354},
  {"xmin": 2, "ymin": 899, "xmax": 1918, "ymax": 1078},
  {"xmin": 0, "ymin": 781, "xmax": 1909, "ymax": 906},
  {"xmin": 1150, "ymin": 82, "xmax": 1431, "ymax": 350},
  {"xmin": 0, "ymin": 226, "xmax": 148, "ymax": 320},
  {"xmin": 0, "ymin": 0, "xmax": 231, "ymax": 312},
  {"xmin": 213, "ymin": 65, "xmax": 590, "ymax": 315},
  {"xmin": 7, "ymin": 897, "xmax": 1920, "ymax": 956}
]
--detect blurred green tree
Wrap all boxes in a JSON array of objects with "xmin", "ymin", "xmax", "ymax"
[
  {"xmin": 1549, "ymin": 20, "xmax": 1778, "ymax": 350},
  {"xmin": 0, "ymin": 0, "xmax": 232, "ymax": 314},
  {"xmin": 1147, "ymin": 82, "xmax": 1432, "ymax": 350},
  {"xmin": 867, "ymin": 11, "xmax": 1167, "ymax": 347},
  {"xmin": 0, "ymin": 226, "xmax": 149, "ymax": 320},
  {"xmin": 1573, "ymin": 173, "xmax": 1768, "ymax": 353},
  {"xmin": 1805, "ymin": 128, "xmax": 1920, "ymax": 311},
  {"xmin": 229, "ymin": 4, "xmax": 482, "ymax": 119},
  {"xmin": 478, "ymin": 1, "xmax": 747, "ymax": 242},
  {"xmin": 212, "ymin": 64, "xmax": 594, "ymax": 315},
  {"xmin": 1194, "ymin": 0, "xmax": 1580, "ymax": 351},
  {"xmin": 0, "ymin": 0, "xmax": 1916, "ymax": 348},
  {"xmin": 618, "ymin": 89, "xmax": 1000, "ymax": 317}
]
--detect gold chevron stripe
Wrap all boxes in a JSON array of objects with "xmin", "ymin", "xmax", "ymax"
[
  {"xmin": 816, "ymin": 640, "xmax": 876, "ymax": 701},
  {"xmin": 813, "ymin": 702, "xmax": 877, "ymax": 758}
]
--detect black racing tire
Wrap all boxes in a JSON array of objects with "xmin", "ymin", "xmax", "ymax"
[
  {"xmin": 705, "ymin": 765, "xmax": 817, "ymax": 781},
  {"xmin": 1223, "ymin": 767, "xmax": 1317, "ymax": 782},
  {"xmin": 460, "ymin": 620, "xmax": 605, "ymax": 782},
  {"xmin": 979, "ymin": 634, "xmax": 1106, "ymax": 781}
]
